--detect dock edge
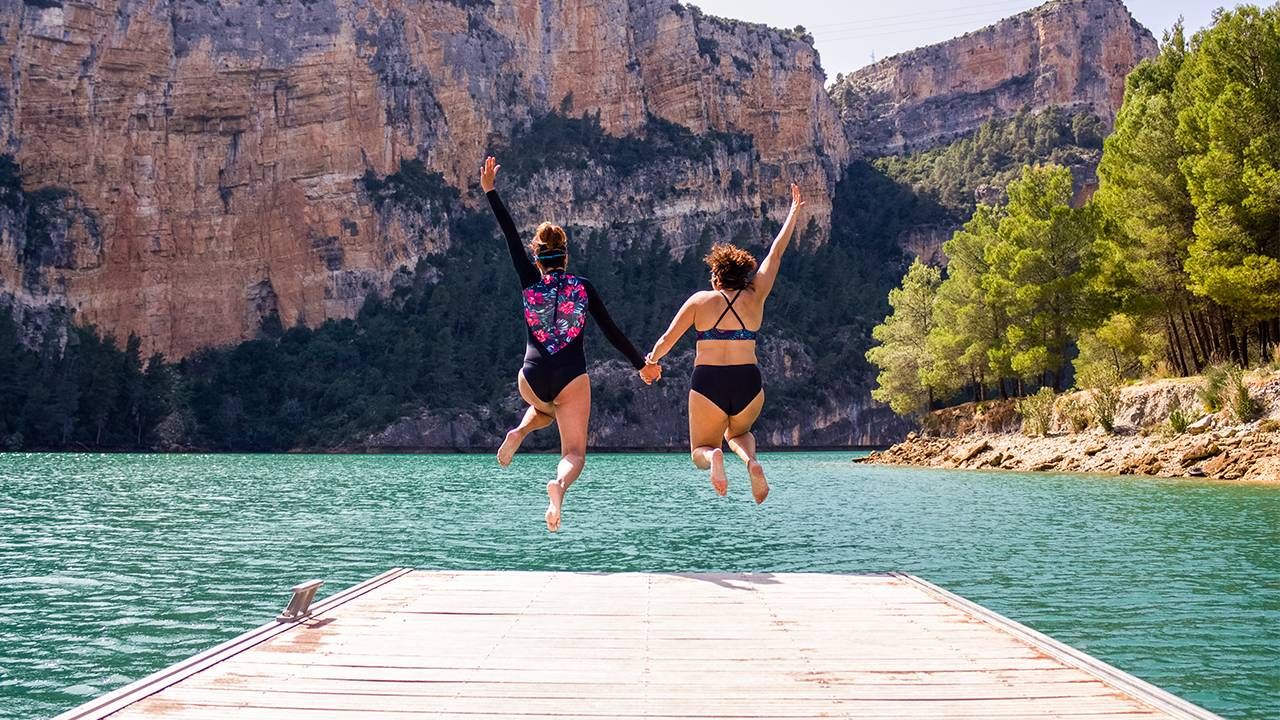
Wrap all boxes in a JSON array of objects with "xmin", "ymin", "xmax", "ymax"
[
  {"xmin": 895, "ymin": 573, "xmax": 1227, "ymax": 720},
  {"xmin": 50, "ymin": 567, "xmax": 415, "ymax": 720}
]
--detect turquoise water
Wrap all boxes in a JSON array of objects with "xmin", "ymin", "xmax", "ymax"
[{"xmin": 0, "ymin": 452, "xmax": 1277, "ymax": 719}]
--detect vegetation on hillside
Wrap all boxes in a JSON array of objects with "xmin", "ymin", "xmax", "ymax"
[
  {"xmin": 0, "ymin": 312, "xmax": 173, "ymax": 450},
  {"xmin": 866, "ymin": 8, "xmax": 1280, "ymax": 422},
  {"xmin": 498, "ymin": 112, "xmax": 753, "ymax": 179},
  {"xmin": 876, "ymin": 108, "xmax": 1103, "ymax": 216}
]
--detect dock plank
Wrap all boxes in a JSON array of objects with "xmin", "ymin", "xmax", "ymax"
[{"xmin": 54, "ymin": 571, "xmax": 1223, "ymax": 720}]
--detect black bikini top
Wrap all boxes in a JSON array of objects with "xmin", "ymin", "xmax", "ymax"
[{"xmin": 696, "ymin": 290, "xmax": 758, "ymax": 341}]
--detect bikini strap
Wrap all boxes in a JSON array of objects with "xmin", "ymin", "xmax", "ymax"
[{"xmin": 712, "ymin": 290, "xmax": 747, "ymax": 330}]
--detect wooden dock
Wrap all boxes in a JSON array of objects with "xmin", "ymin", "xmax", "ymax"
[{"xmin": 56, "ymin": 570, "xmax": 1224, "ymax": 720}]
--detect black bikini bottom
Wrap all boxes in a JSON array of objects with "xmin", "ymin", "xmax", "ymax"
[
  {"xmin": 690, "ymin": 364, "xmax": 763, "ymax": 416},
  {"xmin": 522, "ymin": 359, "xmax": 586, "ymax": 404}
]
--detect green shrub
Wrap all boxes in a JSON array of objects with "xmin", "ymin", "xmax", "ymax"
[
  {"xmin": 1198, "ymin": 363, "xmax": 1231, "ymax": 412},
  {"xmin": 1225, "ymin": 367, "xmax": 1259, "ymax": 423},
  {"xmin": 1166, "ymin": 400, "xmax": 1197, "ymax": 435},
  {"xmin": 1017, "ymin": 387, "xmax": 1056, "ymax": 437},
  {"xmin": 1079, "ymin": 366, "xmax": 1123, "ymax": 433},
  {"xmin": 1056, "ymin": 395, "xmax": 1090, "ymax": 433},
  {"xmin": 1072, "ymin": 312, "xmax": 1162, "ymax": 384}
]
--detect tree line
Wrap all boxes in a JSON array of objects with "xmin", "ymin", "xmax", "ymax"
[
  {"xmin": 867, "ymin": 6, "xmax": 1280, "ymax": 417},
  {"xmin": 0, "ymin": 312, "xmax": 174, "ymax": 450}
]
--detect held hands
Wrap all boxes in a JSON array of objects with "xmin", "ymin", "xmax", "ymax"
[
  {"xmin": 480, "ymin": 156, "xmax": 500, "ymax": 193},
  {"xmin": 639, "ymin": 362, "xmax": 662, "ymax": 385}
]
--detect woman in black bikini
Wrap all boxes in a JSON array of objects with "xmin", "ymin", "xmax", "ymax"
[
  {"xmin": 480, "ymin": 156, "xmax": 660, "ymax": 531},
  {"xmin": 643, "ymin": 183, "xmax": 805, "ymax": 503}
]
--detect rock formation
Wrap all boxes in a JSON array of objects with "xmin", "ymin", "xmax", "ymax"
[
  {"xmin": 0, "ymin": 0, "xmax": 843, "ymax": 358},
  {"xmin": 831, "ymin": 0, "xmax": 1157, "ymax": 155},
  {"xmin": 862, "ymin": 375, "xmax": 1280, "ymax": 481},
  {"xmin": 0, "ymin": 0, "xmax": 1159, "ymax": 449}
]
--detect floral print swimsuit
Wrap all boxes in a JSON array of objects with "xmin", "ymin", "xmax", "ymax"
[
  {"xmin": 486, "ymin": 190, "xmax": 645, "ymax": 403},
  {"xmin": 524, "ymin": 272, "xmax": 589, "ymax": 354}
]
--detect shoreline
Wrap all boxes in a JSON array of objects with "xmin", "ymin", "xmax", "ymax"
[
  {"xmin": 855, "ymin": 456, "xmax": 1280, "ymax": 487},
  {"xmin": 862, "ymin": 374, "xmax": 1280, "ymax": 483},
  {"xmin": 0, "ymin": 446, "xmax": 887, "ymax": 456},
  {"xmin": 860, "ymin": 429, "xmax": 1280, "ymax": 482}
]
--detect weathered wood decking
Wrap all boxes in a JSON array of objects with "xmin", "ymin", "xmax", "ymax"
[{"xmin": 56, "ymin": 570, "xmax": 1224, "ymax": 719}]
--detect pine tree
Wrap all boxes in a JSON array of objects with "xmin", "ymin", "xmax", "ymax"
[
  {"xmin": 866, "ymin": 259, "xmax": 943, "ymax": 416},
  {"xmin": 1092, "ymin": 23, "xmax": 1218, "ymax": 373},
  {"xmin": 1176, "ymin": 5, "xmax": 1280, "ymax": 358},
  {"xmin": 985, "ymin": 165, "xmax": 1102, "ymax": 389},
  {"xmin": 926, "ymin": 205, "xmax": 1008, "ymax": 399}
]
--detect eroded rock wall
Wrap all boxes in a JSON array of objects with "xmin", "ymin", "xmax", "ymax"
[
  {"xmin": 0, "ymin": 0, "xmax": 844, "ymax": 358},
  {"xmin": 831, "ymin": 0, "xmax": 1157, "ymax": 155}
]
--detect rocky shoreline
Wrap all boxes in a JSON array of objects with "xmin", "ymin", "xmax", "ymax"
[{"xmin": 861, "ymin": 374, "xmax": 1280, "ymax": 482}]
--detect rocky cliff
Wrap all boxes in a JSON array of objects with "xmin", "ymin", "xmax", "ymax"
[
  {"xmin": 0, "ymin": 0, "xmax": 843, "ymax": 359},
  {"xmin": 830, "ymin": 0, "xmax": 1157, "ymax": 155},
  {"xmin": 0, "ymin": 0, "xmax": 1159, "ymax": 451}
]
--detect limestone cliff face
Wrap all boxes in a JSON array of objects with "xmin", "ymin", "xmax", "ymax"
[
  {"xmin": 0, "ymin": 0, "xmax": 843, "ymax": 358},
  {"xmin": 0, "ymin": 0, "xmax": 1159, "ymax": 450},
  {"xmin": 831, "ymin": 0, "xmax": 1157, "ymax": 155}
]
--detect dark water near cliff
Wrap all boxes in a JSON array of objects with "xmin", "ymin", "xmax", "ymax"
[{"xmin": 1, "ymin": 452, "xmax": 1276, "ymax": 719}]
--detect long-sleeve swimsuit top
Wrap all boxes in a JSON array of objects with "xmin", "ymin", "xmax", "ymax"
[{"xmin": 485, "ymin": 191, "xmax": 645, "ymax": 377}]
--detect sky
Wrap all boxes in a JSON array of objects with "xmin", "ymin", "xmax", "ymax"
[{"xmin": 688, "ymin": 0, "xmax": 1225, "ymax": 78}]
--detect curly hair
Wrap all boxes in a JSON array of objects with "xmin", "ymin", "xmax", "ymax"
[
  {"xmin": 704, "ymin": 242, "xmax": 757, "ymax": 291},
  {"xmin": 531, "ymin": 222, "xmax": 568, "ymax": 270}
]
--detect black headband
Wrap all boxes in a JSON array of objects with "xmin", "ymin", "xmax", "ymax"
[{"xmin": 536, "ymin": 250, "xmax": 566, "ymax": 260}]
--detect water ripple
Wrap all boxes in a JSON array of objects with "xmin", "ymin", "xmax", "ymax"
[{"xmin": 0, "ymin": 452, "xmax": 1276, "ymax": 719}]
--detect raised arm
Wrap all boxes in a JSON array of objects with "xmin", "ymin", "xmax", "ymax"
[
  {"xmin": 584, "ymin": 281, "xmax": 646, "ymax": 371},
  {"xmin": 645, "ymin": 294, "xmax": 698, "ymax": 365},
  {"xmin": 753, "ymin": 183, "xmax": 806, "ymax": 300},
  {"xmin": 481, "ymin": 156, "xmax": 539, "ymax": 288}
]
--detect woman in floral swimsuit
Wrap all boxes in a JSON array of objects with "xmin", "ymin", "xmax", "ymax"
[{"xmin": 480, "ymin": 157, "xmax": 659, "ymax": 531}]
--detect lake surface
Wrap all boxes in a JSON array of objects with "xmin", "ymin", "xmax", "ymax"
[{"xmin": 0, "ymin": 452, "xmax": 1276, "ymax": 719}]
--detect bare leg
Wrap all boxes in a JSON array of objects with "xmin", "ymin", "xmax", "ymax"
[
  {"xmin": 498, "ymin": 406, "xmax": 553, "ymax": 467},
  {"xmin": 546, "ymin": 374, "xmax": 591, "ymax": 532},
  {"xmin": 727, "ymin": 391, "xmax": 767, "ymax": 504},
  {"xmin": 500, "ymin": 371, "xmax": 557, "ymax": 467},
  {"xmin": 692, "ymin": 446, "xmax": 728, "ymax": 496},
  {"xmin": 726, "ymin": 432, "xmax": 767, "ymax": 504},
  {"xmin": 689, "ymin": 390, "xmax": 730, "ymax": 496}
]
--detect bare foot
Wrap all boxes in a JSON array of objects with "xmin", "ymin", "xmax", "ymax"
[
  {"xmin": 748, "ymin": 460, "xmax": 769, "ymax": 504},
  {"xmin": 497, "ymin": 429, "xmax": 523, "ymax": 467},
  {"xmin": 709, "ymin": 448, "xmax": 728, "ymax": 496},
  {"xmin": 545, "ymin": 480, "xmax": 564, "ymax": 532}
]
